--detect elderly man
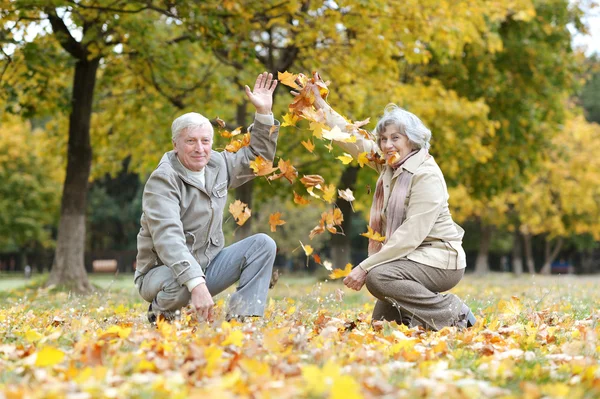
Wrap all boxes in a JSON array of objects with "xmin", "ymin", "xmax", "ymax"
[{"xmin": 134, "ymin": 72, "xmax": 279, "ymax": 323}]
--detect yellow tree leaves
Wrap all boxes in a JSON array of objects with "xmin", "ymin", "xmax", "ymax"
[
  {"xmin": 328, "ymin": 263, "xmax": 353, "ymax": 279},
  {"xmin": 269, "ymin": 212, "xmax": 286, "ymax": 232},
  {"xmin": 229, "ymin": 200, "xmax": 251, "ymax": 226},
  {"xmin": 361, "ymin": 226, "xmax": 385, "ymax": 242},
  {"xmin": 310, "ymin": 208, "xmax": 344, "ymax": 239},
  {"xmin": 250, "ymin": 156, "xmax": 278, "ymax": 177}
]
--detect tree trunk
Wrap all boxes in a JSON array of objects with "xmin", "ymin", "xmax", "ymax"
[
  {"xmin": 330, "ymin": 166, "xmax": 359, "ymax": 268},
  {"xmin": 540, "ymin": 236, "xmax": 564, "ymax": 275},
  {"xmin": 522, "ymin": 231, "xmax": 535, "ymax": 274},
  {"xmin": 512, "ymin": 229, "xmax": 523, "ymax": 276},
  {"xmin": 475, "ymin": 223, "xmax": 493, "ymax": 274},
  {"xmin": 235, "ymin": 101, "xmax": 253, "ymax": 240},
  {"xmin": 47, "ymin": 58, "xmax": 100, "ymax": 293}
]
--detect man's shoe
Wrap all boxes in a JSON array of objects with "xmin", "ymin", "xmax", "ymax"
[
  {"xmin": 147, "ymin": 303, "xmax": 177, "ymax": 324},
  {"xmin": 456, "ymin": 303, "xmax": 476, "ymax": 329},
  {"xmin": 147, "ymin": 303, "xmax": 157, "ymax": 324}
]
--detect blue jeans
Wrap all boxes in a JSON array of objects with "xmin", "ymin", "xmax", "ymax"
[{"xmin": 137, "ymin": 233, "xmax": 276, "ymax": 317}]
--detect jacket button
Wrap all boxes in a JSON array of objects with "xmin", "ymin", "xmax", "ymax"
[{"xmin": 215, "ymin": 239, "xmax": 220, "ymax": 245}]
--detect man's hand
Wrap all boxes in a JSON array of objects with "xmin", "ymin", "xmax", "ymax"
[
  {"xmin": 191, "ymin": 283, "xmax": 214, "ymax": 322},
  {"xmin": 343, "ymin": 266, "xmax": 367, "ymax": 291},
  {"xmin": 245, "ymin": 72, "xmax": 278, "ymax": 115}
]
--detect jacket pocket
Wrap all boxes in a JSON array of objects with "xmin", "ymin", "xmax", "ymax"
[{"xmin": 213, "ymin": 181, "xmax": 228, "ymax": 198}]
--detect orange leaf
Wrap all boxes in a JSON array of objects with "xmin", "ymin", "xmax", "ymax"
[
  {"xmin": 269, "ymin": 212, "xmax": 286, "ymax": 232},
  {"xmin": 215, "ymin": 117, "xmax": 227, "ymax": 129},
  {"xmin": 301, "ymin": 139, "xmax": 315, "ymax": 153},
  {"xmin": 312, "ymin": 253, "xmax": 321, "ymax": 264},
  {"xmin": 269, "ymin": 158, "xmax": 298, "ymax": 184},
  {"xmin": 329, "ymin": 263, "xmax": 352, "ymax": 279},
  {"xmin": 229, "ymin": 200, "xmax": 251, "ymax": 226},
  {"xmin": 250, "ymin": 156, "xmax": 278, "ymax": 176},
  {"xmin": 361, "ymin": 226, "xmax": 385, "ymax": 242},
  {"xmin": 300, "ymin": 174, "xmax": 324, "ymax": 188},
  {"xmin": 225, "ymin": 133, "xmax": 251, "ymax": 152},
  {"xmin": 293, "ymin": 191, "xmax": 310, "ymax": 205}
]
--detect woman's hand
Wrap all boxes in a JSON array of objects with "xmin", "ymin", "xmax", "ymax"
[
  {"xmin": 245, "ymin": 72, "xmax": 278, "ymax": 115},
  {"xmin": 343, "ymin": 266, "xmax": 368, "ymax": 291}
]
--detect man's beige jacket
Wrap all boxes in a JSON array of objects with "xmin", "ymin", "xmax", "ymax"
[{"xmin": 134, "ymin": 119, "xmax": 279, "ymax": 288}]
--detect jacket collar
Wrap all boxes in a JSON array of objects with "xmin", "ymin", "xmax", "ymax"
[
  {"xmin": 163, "ymin": 150, "xmax": 217, "ymax": 194},
  {"xmin": 392, "ymin": 148, "xmax": 429, "ymax": 178}
]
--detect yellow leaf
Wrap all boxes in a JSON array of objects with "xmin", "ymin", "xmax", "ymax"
[
  {"xmin": 310, "ymin": 121, "xmax": 328, "ymax": 139},
  {"xmin": 329, "ymin": 263, "xmax": 352, "ymax": 279},
  {"xmin": 336, "ymin": 153, "xmax": 354, "ymax": 165},
  {"xmin": 277, "ymin": 71, "xmax": 300, "ymax": 89},
  {"xmin": 229, "ymin": 200, "xmax": 252, "ymax": 226},
  {"xmin": 269, "ymin": 212, "xmax": 286, "ymax": 232},
  {"xmin": 222, "ymin": 330, "xmax": 244, "ymax": 347},
  {"xmin": 35, "ymin": 346, "xmax": 65, "ymax": 367},
  {"xmin": 301, "ymin": 139, "xmax": 315, "ymax": 153},
  {"xmin": 361, "ymin": 226, "xmax": 385, "ymax": 242},
  {"xmin": 282, "ymin": 113, "xmax": 299, "ymax": 127},
  {"xmin": 300, "ymin": 241, "xmax": 313, "ymax": 256},
  {"xmin": 26, "ymin": 329, "xmax": 43, "ymax": 343},
  {"xmin": 249, "ymin": 156, "xmax": 278, "ymax": 176},
  {"xmin": 331, "ymin": 375, "xmax": 363, "ymax": 399},
  {"xmin": 322, "ymin": 184, "xmax": 336, "ymax": 204},
  {"xmin": 357, "ymin": 152, "xmax": 369, "ymax": 168}
]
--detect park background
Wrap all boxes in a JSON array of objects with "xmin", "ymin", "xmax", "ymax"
[
  {"xmin": 3, "ymin": 1, "xmax": 600, "ymax": 398},
  {"xmin": 2, "ymin": 0, "xmax": 600, "ymax": 288}
]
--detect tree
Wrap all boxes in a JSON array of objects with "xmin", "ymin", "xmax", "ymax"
[{"xmin": 0, "ymin": 114, "xmax": 62, "ymax": 261}]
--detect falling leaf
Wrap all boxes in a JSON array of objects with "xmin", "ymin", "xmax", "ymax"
[
  {"xmin": 277, "ymin": 70, "xmax": 300, "ymax": 89},
  {"xmin": 300, "ymin": 174, "xmax": 325, "ymax": 188},
  {"xmin": 322, "ymin": 184, "xmax": 336, "ymax": 204},
  {"xmin": 299, "ymin": 241, "xmax": 313, "ymax": 256},
  {"xmin": 293, "ymin": 191, "xmax": 310, "ymax": 205},
  {"xmin": 269, "ymin": 158, "xmax": 297, "ymax": 184},
  {"xmin": 250, "ymin": 156, "xmax": 279, "ymax": 176},
  {"xmin": 301, "ymin": 139, "xmax": 315, "ymax": 153},
  {"xmin": 322, "ymin": 126, "xmax": 354, "ymax": 142},
  {"xmin": 312, "ymin": 253, "xmax": 322, "ymax": 264},
  {"xmin": 366, "ymin": 150, "xmax": 385, "ymax": 165},
  {"xmin": 322, "ymin": 260, "xmax": 333, "ymax": 271},
  {"xmin": 336, "ymin": 153, "xmax": 354, "ymax": 165},
  {"xmin": 215, "ymin": 117, "xmax": 227, "ymax": 129},
  {"xmin": 361, "ymin": 226, "xmax": 385, "ymax": 242},
  {"xmin": 329, "ymin": 263, "xmax": 353, "ymax": 279},
  {"xmin": 35, "ymin": 346, "xmax": 65, "ymax": 367},
  {"xmin": 225, "ymin": 133, "xmax": 251, "ymax": 152},
  {"xmin": 282, "ymin": 113, "xmax": 299, "ymax": 127},
  {"xmin": 357, "ymin": 152, "xmax": 369, "ymax": 168},
  {"xmin": 269, "ymin": 212, "xmax": 286, "ymax": 232},
  {"xmin": 229, "ymin": 200, "xmax": 251, "ymax": 226},
  {"xmin": 387, "ymin": 152, "xmax": 402, "ymax": 166},
  {"xmin": 309, "ymin": 121, "xmax": 328, "ymax": 139},
  {"xmin": 338, "ymin": 188, "xmax": 355, "ymax": 203}
]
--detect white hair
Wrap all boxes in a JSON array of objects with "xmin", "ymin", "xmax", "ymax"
[
  {"xmin": 374, "ymin": 104, "xmax": 431, "ymax": 150},
  {"xmin": 171, "ymin": 112, "xmax": 213, "ymax": 142}
]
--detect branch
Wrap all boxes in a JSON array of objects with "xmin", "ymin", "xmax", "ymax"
[
  {"xmin": 0, "ymin": 48, "xmax": 12, "ymax": 82},
  {"xmin": 65, "ymin": 0, "xmax": 151, "ymax": 15},
  {"xmin": 46, "ymin": 8, "xmax": 87, "ymax": 60}
]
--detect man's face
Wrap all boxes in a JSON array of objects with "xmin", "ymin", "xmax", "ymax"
[{"xmin": 173, "ymin": 125, "xmax": 213, "ymax": 171}]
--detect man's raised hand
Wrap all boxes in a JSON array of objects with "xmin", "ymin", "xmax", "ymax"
[{"xmin": 245, "ymin": 72, "xmax": 278, "ymax": 115}]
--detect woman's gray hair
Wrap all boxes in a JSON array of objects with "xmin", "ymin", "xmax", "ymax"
[
  {"xmin": 374, "ymin": 104, "xmax": 431, "ymax": 150},
  {"xmin": 171, "ymin": 112, "xmax": 213, "ymax": 142}
]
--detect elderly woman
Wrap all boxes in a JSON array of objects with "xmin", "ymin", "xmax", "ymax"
[{"xmin": 304, "ymin": 78, "xmax": 476, "ymax": 330}]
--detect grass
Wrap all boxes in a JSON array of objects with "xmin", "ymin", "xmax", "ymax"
[{"xmin": 1, "ymin": 273, "xmax": 600, "ymax": 398}]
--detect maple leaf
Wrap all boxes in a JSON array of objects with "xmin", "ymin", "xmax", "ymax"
[
  {"xmin": 278, "ymin": 70, "xmax": 300, "ymax": 89},
  {"xmin": 269, "ymin": 212, "xmax": 286, "ymax": 232},
  {"xmin": 225, "ymin": 133, "xmax": 251, "ymax": 153},
  {"xmin": 336, "ymin": 153, "xmax": 354, "ymax": 165},
  {"xmin": 215, "ymin": 117, "xmax": 227, "ymax": 129},
  {"xmin": 322, "ymin": 126, "xmax": 353, "ymax": 142},
  {"xmin": 357, "ymin": 152, "xmax": 369, "ymax": 167},
  {"xmin": 250, "ymin": 156, "xmax": 279, "ymax": 176},
  {"xmin": 322, "ymin": 184, "xmax": 336, "ymax": 204},
  {"xmin": 312, "ymin": 253, "xmax": 321, "ymax": 264},
  {"xmin": 387, "ymin": 152, "xmax": 402, "ymax": 166},
  {"xmin": 300, "ymin": 174, "xmax": 325, "ymax": 188},
  {"xmin": 309, "ymin": 223, "xmax": 326, "ymax": 239},
  {"xmin": 309, "ymin": 121, "xmax": 328, "ymax": 139},
  {"xmin": 269, "ymin": 158, "xmax": 297, "ymax": 184},
  {"xmin": 329, "ymin": 263, "xmax": 353, "ymax": 279},
  {"xmin": 366, "ymin": 150, "xmax": 386, "ymax": 165},
  {"xmin": 338, "ymin": 188, "xmax": 355, "ymax": 208},
  {"xmin": 229, "ymin": 200, "xmax": 251, "ymax": 226},
  {"xmin": 361, "ymin": 226, "xmax": 385, "ymax": 242},
  {"xmin": 282, "ymin": 113, "xmax": 299, "ymax": 127},
  {"xmin": 322, "ymin": 260, "xmax": 333, "ymax": 271},
  {"xmin": 299, "ymin": 241, "xmax": 313, "ymax": 256},
  {"xmin": 293, "ymin": 191, "xmax": 310, "ymax": 205},
  {"xmin": 301, "ymin": 139, "xmax": 315, "ymax": 153}
]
